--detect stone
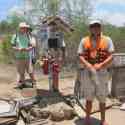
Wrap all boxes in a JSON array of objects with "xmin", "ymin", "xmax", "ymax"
[
  {"xmin": 30, "ymin": 108, "xmax": 41, "ymax": 118},
  {"xmin": 40, "ymin": 110, "xmax": 50, "ymax": 119},
  {"xmin": 23, "ymin": 101, "xmax": 75, "ymax": 122},
  {"xmin": 63, "ymin": 109, "xmax": 75, "ymax": 120},
  {"xmin": 30, "ymin": 107, "xmax": 50, "ymax": 119},
  {"xmin": 73, "ymin": 103, "xmax": 85, "ymax": 118},
  {"xmin": 50, "ymin": 109, "xmax": 64, "ymax": 121},
  {"xmin": 49, "ymin": 102, "xmax": 75, "ymax": 121}
]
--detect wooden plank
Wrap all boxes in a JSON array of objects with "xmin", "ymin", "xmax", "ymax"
[{"xmin": 0, "ymin": 117, "xmax": 17, "ymax": 124}]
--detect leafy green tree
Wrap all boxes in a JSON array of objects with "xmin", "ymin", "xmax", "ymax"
[
  {"xmin": 7, "ymin": 15, "xmax": 26, "ymax": 32},
  {"xmin": 0, "ymin": 21, "xmax": 11, "ymax": 34},
  {"xmin": 0, "ymin": 34, "xmax": 14, "ymax": 63}
]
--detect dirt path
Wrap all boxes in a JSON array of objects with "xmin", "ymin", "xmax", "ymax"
[{"xmin": 0, "ymin": 64, "xmax": 125, "ymax": 125}]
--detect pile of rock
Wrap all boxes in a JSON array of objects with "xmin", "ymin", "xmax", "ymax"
[{"xmin": 24, "ymin": 102, "xmax": 76, "ymax": 122}]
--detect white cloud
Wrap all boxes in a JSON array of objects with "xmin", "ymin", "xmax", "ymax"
[
  {"xmin": 92, "ymin": 10, "xmax": 125, "ymax": 26},
  {"xmin": 104, "ymin": 13, "xmax": 125, "ymax": 26},
  {"xmin": 95, "ymin": 0, "xmax": 125, "ymax": 5},
  {"xmin": 91, "ymin": 0, "xmax": 125, "ymax": 26}
]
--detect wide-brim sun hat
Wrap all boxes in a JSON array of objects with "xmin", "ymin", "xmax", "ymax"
[{"xmin": 19, "ymin": 22, "xmax": 30, "ymax": 28}]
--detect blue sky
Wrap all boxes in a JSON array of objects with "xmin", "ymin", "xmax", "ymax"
[
  {"xmin": 0, "ymin": 0, "xmax": 125, "ymax": 26},
  {"xmin": 0, "ymin": 0, "xmax": 23, "ymax": 20},
  {"xmin": 97, "ymin": 3, "xmax": 125, "ymax": 13}
]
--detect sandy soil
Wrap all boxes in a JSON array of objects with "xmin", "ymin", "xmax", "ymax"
[{"xmin": 0, "ymin": 64, "xmax": 125, "ymax": 125}]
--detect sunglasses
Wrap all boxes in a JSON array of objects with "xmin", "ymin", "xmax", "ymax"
[{"xmin": 90, "ymin": 24, "xmax": 101, "ymax": 28}]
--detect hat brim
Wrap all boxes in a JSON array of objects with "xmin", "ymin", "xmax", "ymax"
[
  {"xmin": 19, "ymin": 22, "xmax": 30, "ymax": 28},
  {"xmin": 89, "ymin": 23, "xmax": 101, "ymax": 26},
  {"xmin": 89, "ymin": 20, "xmax": 101, "ymax": 26},
  {"xmin": 19, "ymin": 25, "xmax": 30, "ymax": 28}
]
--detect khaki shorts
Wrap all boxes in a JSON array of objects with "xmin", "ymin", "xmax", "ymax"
[
  {"xmin": 16, "ymin": 59, "xmax": 33, "ymax": 75},
  {"xmin": 80, "ymin": 69, "xmax": 109, "ymax": 103}
]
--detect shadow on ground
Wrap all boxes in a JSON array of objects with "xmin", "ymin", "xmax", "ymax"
[
  {"xmin": 36, "ymin": 89, "xmax": 67, "ymax": 108},
  {"xmin": 74, "ymin": 117, "xmax": 101, "ymax": 125}
]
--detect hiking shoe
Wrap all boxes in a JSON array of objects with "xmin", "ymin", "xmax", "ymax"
[
  {"xmin": 15, "ymin": 81, "xmax": 25, "ymax": 89},
  {"xmin": 32, "ymin": 80, "xmax": 37, "ymax": 88},
  {"xmin": 32, "ymin": 82, "xmax": 37, "ymax": 88}
]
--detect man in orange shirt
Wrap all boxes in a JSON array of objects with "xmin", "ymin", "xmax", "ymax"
[{"xmin": 78, "ymin": 20, "xmax": 114, "ymax": 125}]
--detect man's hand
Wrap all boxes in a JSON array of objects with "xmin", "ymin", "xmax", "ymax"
[
  {"xmin": 25, "ymin": 47, "xmax": 33, "ymax": 51},
  {"xmin": 21, "ymin": 47, "xmax": 32, "ymax": 51},
  {"xmin": 18, "ymin": 48, "xmax": 29, "ymax": 51},
  {"xmin": 25, "ymin": 48, "xmax": 30, "ymax": 51},
  {"xmin": 93, "ymin": 63, "xmax": 103, "ymax": 70},
  {"xmin": 86, "ymin": 63, "xmax": 96, "ymax": 73},
  {"xmin": 79, "ymin": 55, "xmax": 96, "ymax": 72},
  {"xmin": 18, "ymin": 48, "xmax": 25, "ymax": 51}
]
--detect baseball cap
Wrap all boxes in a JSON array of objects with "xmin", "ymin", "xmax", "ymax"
[{"xmin": 89, "ymin": 20, "xmax": 101, "ymax": 26}]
